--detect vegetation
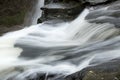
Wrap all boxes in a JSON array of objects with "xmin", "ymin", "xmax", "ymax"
[{"xmin": 0, "ymin": 0, "xmax": 34, "ymax": 27}]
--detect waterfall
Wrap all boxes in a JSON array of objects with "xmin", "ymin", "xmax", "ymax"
[
  {"xmin": 24, "ymin": 0, "xmax": 44, "ymax": 25},
  {"xmin": 0, "ymin": 3, "xmax": 120, "ymax": 80},
  {"xmin": 31, "ymin": 0, "xmax": 44, "ymax": 25}
]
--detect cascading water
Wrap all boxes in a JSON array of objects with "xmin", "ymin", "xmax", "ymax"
[
  {"xmin": 0, "ymin": 1, "xmax": 120, "ymax": 80},
  {"xmin": 24, "ymin": 0, "xmax": 44, "ymax": 25},
  {"xmin": 31, "ymin": 0, "xmax": 44, "ymax": 25}
]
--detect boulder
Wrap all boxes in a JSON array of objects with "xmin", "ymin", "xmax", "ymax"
[
  {"xmin": 65, "ymin": 59, "xmax": 120, "ymax": 80},
  {"xmin": 37, "ymin": 0, "xmax": 85, "ymax": 23}
]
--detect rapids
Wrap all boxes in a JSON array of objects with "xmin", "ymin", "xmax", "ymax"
[{"xmin": 0, "ymin": 0, "xmax": 120, "ymax": 80}]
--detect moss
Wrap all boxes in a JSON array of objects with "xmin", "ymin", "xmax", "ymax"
[
  {"xmin": 0, "ymin": 10, "xmax": 26, "ymax": 27},
  {"xmin": 83, "ymin": 70, "xmax": 120, "ymax": 80},
  {"xmin": 0, "ymin": 0, "xmax": 35, "ymax": 27}
]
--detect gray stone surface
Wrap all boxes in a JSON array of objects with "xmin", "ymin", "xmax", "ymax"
[{"xmin": 37, "ymin": 1, "xmax": 84, "ymax": 23}]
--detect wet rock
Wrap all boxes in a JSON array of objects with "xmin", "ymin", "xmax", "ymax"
[
  {"xmin": 85, "ymin": 0, "xmax": 120, "ymax": 28},
  {"xmin": 6, "ymin": 60, "xmax": 120, "ymax": 80},
  {"xmin": 0, "ymin": 0, "xmax": 37, "ymax": 35},
  {"xmin": 0, "ymin": 0, "xmax": 36, "ymax": 26},
  {"xmin": 38, "ymin": 0, "xmax": 118, "ymax": 24},
  {"xmin": 82, "ymin": 71, "xmax": 120, "ymax": 80},
  {"xmin": 37, "ymin": 1, "xmax": 85, "ymax": 23},
  {"xmin": 65, "ymin": 59, "xmax": 120, "ymax": 80}
]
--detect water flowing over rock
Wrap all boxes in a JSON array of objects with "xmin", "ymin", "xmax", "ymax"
[
  {"xmin": 0, "ymin": 0, "xmax": 120, "ymax": 80},
  {"xmin": 65, "ymin": 59, "xmax": 120, "ymax": 80},
  {"xmin": 84, "ymin": 0, "xmax": 114, "ymax": 5},
  {"xmin": 85, "ymin": 0, "xmax": 120, "ymax": 28}
]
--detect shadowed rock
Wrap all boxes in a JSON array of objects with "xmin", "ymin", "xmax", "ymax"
[
  {"xmin": 37, "ymin": 0, "xmax": 85, "ymax": 23},
  {"xmin": 65, "ymin": 59, "xmax": 120, "ymax": 80},
  {"xmin": 0, "ymin": 0, "xmax": 37, "ymax": 35}
]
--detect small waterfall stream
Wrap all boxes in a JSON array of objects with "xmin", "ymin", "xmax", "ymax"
[
  {"xmin": 0, "ymin": 0, "xmax": 120, "ymax": 80},
  {"xmin": 31, "ymin": 0, "xmax": 44, "ymax": 25}
]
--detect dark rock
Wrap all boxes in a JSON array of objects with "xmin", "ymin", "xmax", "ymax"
[
  {"xmin": 37, "ymin": 1, "xmax": 85, "ymax": 23},
  {"xmin": 0, "ymin": 0, "xmax": 37, "ymax": 35},
  {"xmin": 82, "ymin": 71, "xmax": 120, "ymax": 80},
  {"xmin": 65, "ymin": 59, "xmax": 120, "ymax": 80},
  {"xmin": 0, "ymin": 0, "xmax": 36, "ymax": 26},
  {"xmin": 38, "ymin": 0, "xmax": 118, "ymax": 23},
  {"xmin": 0, "ymin": 25, "xmax": 23, "ymax": 36}
]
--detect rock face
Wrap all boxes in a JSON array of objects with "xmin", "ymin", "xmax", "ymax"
[
  {"xmin": 37, "ymin": 0, "xmax": 118, "ymax": 24},
  {"xmin": 0, "ymin": 0, "xmax": 36, "ymax": 26},
  {"xmin": 65, "ymin": 59, "xmax": 120, "ymax": 80},
  {"xmin": 37, "ymin": 0, "xmax": 85, "ymax": 23},
  {"xmin": 77, "ymin": 0, "xmax": 116, "ymax": 5},
  {"xmin": 0, "ymin": 0, "xmax": 36, "ymax": 35}
]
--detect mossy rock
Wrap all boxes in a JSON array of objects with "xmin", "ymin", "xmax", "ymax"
[
  {"xmin": 0, "ymin": 0, "xmax": 35, "ymax": 27},
  {"xmin": 83, "ymin": 70, "xmax": 120, "ymax": 80},
  {"xmin": 0, "ymin": 10, "xmax": 26, "ymax": 27}
]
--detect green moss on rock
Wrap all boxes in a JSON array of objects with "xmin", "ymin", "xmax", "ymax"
[
  {"xmin": 83, "ymin": 70, "xmax": 120, "ymax": 80},
  {"xmin": 0, "ymin": 10, "xmax": 26, "ymax": 27},
  {"xmin": 0, "ymin": 0, "xmax": 35, "ymax": 27}
]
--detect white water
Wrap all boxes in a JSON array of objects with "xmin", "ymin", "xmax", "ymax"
[
  {"xmin": 31, "ymin": 0, "xmax": 44, "ymax": 25},
  {"xmin": 0, "ymin": 2, "xmax": 120, "ymax": 80},
  {"xmin": 24, "ymin": 0, "xmax": 44, "ymax": 26}
]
